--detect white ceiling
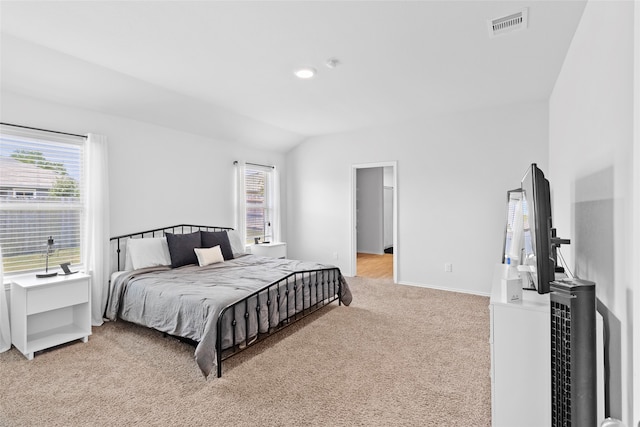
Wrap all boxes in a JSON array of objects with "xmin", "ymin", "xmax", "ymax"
[{"xmin": 0, "ymin": 1, "xmax": 586, "ymax": 152}]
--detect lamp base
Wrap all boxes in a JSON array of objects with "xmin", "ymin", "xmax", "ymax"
[{"xmin": 36, "ymin": 272, "xmax": 58, "ymax": 278}]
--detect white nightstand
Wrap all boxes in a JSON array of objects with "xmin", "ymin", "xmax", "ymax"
[
  {"xmin": 10, "ymin": 272, "xmax": 91, "ymax": 360},
  {"xmin": 250, "ymin": 242, "xmax": 287, "ymax": 259}
]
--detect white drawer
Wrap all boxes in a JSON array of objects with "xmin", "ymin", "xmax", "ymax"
[{"xmin": 27, "ymin": 280, "xmax": 88, "ymax": 315}]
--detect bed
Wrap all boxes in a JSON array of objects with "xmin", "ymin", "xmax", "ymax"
[{"xmin": 105, "ymin": 224, "xmax": 352, "ymax": 378}]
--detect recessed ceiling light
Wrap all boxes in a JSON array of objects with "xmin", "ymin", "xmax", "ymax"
[{"xmin": 293, "ymin": 67, "xmax": 316, "ymax": 79}]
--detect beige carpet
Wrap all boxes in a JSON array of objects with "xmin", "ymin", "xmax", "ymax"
[{"xmin": 0, "ymin": 277, "xmax": 491, "ymax": 426}]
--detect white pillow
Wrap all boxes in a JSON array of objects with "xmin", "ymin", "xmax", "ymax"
[
  {"xmin": 124, "ymin": 247, "xmax": 134, "ymax": 271},
  {"xmin": 194, "ymin": 245, "xmax": 224, "ymax": 267},
  {"xmin": 227, "ymin": 230, "xmax": 246, "ymax": 255},
  {"xmin": 126, "ymin": 237, "xmax": 172, "ymax": 270}
]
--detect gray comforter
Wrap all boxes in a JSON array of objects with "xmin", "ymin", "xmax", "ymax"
[{"xmin": 105, "ymin": 254, "xmax": 352, "ymax": 378}]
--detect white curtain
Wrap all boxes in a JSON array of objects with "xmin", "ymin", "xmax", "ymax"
[
  {"xmin": 83, "ymin": 133, "xmax": 110, "ymax": 326},
  {"xmin": 0, "ymin": 250, "xmax": 10, "ymax": 353},
  {"xmin": 271, "ymin": 167, "xmax": 281, "ymax": 242},
  {"xmin": 234, "ymin": 161, "xmax": 247, "ymax": 245}
]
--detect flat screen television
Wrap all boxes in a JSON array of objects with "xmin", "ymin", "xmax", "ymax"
[{"xmin": 521, "ymin": 163, "xmax": 555, "ymax": 294}]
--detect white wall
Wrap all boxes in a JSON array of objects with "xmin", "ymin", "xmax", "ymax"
[
  {"xmin": 286, "ymin": 101, "xmax": 548, "ymax": 295},
  {"xmin": 549, "ymin": 1, "xmax": 636, "ymax": 424},
  {"xmin": 0, "ymin": 92, "xmax": 286, "ymax": 238},
  {"xmin": 356, "ymin": 167, "xmax": 384, "ymax": 254}
]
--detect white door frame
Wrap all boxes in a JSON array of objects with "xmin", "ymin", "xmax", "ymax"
[
  {"xmin": 632, "ymin": 4, "xmax": 640, "ymax": 423},
  {"xmin": 350, "ymin": 161, "xmax": 398, "ymax": 283}
]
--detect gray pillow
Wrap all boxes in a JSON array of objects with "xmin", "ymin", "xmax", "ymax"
[
  {"xmin": 165, "ymin": 231, "xmax": 202, "ymax": 268},
  {"xmin": 200, "ymin": 231, "xmax": 234, "ymax": 261}
]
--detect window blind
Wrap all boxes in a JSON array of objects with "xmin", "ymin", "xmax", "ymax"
[{"xmin": 0, "ymin": 126, "xmax": 85, "ymax": 274}]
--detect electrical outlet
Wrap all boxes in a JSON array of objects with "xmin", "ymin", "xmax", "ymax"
[{"xmin": 445, "ymin": 263, "xmax": 453, "ymax": 273}]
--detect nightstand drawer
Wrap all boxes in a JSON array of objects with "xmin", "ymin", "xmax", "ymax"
[{"xmin": 27, "ymin": 280, "xmax": 88, "ymax": 315}]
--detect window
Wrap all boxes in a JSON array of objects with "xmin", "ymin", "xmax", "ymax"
[
  {"xmin": 244, "ymin": 165, "xmax": 276, "ymax": 245},
  {"xmin": 0, "ymin": 126, "xmax": 85, "ymax": 274}
]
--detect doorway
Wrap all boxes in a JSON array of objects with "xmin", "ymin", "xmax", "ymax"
[{"xmin": 351, "ymin": 162, "xmax": 397, "ymax": 282}]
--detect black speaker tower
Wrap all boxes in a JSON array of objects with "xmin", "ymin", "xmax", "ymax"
[{"xmin": 550, "ymin": 278, "xmax": 597, "ymax": 426}]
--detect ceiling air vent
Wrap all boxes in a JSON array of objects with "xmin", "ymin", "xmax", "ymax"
[{"xmin": 488, "ymin": 8, "xmax": 528, "ymax": 37}]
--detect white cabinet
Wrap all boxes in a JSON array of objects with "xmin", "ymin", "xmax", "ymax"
[
  {"xmin": 250, "ymin": 242, "xmax": 287, "ymax": 259},
  {"xmin": 489, "ymin": 265, "xmax": 551, "ymax": 427},
  {"xmin": 490, "ymin": 264, "xmax": 605, "ymax": 426},
  {"xmin": 11, "ymin": 273, "xmax": 91, "ymax": 360}
]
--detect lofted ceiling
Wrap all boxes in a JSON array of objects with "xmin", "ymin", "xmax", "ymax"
[{"xmin": 0, "ymin": 1, "xmax": 586, "ymax": 152}]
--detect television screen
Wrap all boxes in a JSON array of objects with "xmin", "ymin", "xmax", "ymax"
[{"xmin": 521, "ymin": 163, "xmax": 554, "ymax": 294}]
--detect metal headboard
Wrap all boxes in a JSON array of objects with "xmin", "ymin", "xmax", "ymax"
[{"xmin": 109, "ymin": 224, "xmax": 233, "ymax": 272}]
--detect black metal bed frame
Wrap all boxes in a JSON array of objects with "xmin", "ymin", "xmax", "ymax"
[{"xmin": 109, "ymin": 224, "xmax": 342, "ymax": 378}]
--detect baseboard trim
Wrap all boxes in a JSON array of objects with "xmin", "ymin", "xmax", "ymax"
[{"xmin": 396, "ymin": 280, "xmax": 491, "ymax": 297}]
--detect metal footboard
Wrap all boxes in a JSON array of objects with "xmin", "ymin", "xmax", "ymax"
[{"xmin": 215, "ymin": 267, "xmax": 342, "ymax": 378}]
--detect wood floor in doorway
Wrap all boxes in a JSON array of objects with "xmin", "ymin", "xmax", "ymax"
[{"xmin": 357, "ymin": 253, "xmax": 393, "ymax": 280}]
